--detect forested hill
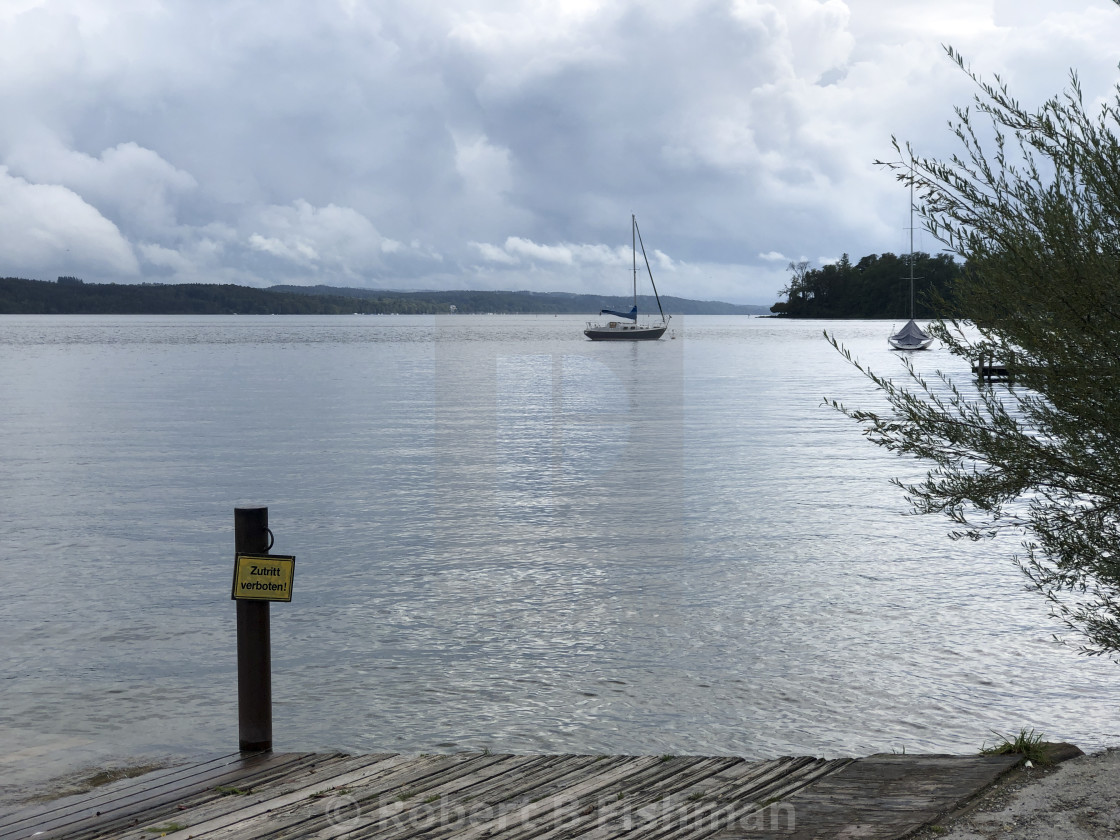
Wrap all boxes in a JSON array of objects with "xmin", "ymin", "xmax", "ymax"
[
  {"xmin": 271, "ymin": 285, "xmax": 767, "ymax": 315},
  {"xmin": 770, "ymin": 252, "xmax": 963, "ymax": 318},
  {"xmin": 0, "ymin": 277, "xmax": 768, "ymax": 315}
]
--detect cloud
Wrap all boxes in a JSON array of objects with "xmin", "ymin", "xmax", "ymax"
[
  {"xmin": 474, "ymin": 236, "xmax": 636, "ymax": 268},
  {"xmin": 504, "ymin": 237, "xmax": 575, "ymax": 265},
  {"xmin": 6, "ymin": 135, "xmax": 197, "ymax": 237},
  {"xmin": 0, "ymin": 166, "xmax": 139, "ymax": 278},
  {"xmin": 2, "ymin": 0, "xmax": 1120, "ymax": 302},
  {"xmin": 471, "ymin": 241, "xmax": 519, "ymax": 264},
  {"xmin": 454, "ymin": 133, "xmax": 513, "ymax": 195},
  {"xmin": 242, "ymin": 199, "xmax": 407, "ymax": 280}
]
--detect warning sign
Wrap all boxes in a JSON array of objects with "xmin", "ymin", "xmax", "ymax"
[{"xmin": 231, "ymin": 554, "xmax": 295, "ymax": 602}]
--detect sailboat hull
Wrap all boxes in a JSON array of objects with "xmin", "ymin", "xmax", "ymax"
[
  {"xmin": 584, "ymin": 323, "xmax": 667, "ymax": 341},
  {"xmin": 888, "ymin": 335, "xmax": 934, "ymax": 351}
]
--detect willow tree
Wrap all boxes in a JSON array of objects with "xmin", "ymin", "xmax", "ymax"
[{"xmin": 831, "ymin": 43, "xmax": 1120, "ymax": 657}]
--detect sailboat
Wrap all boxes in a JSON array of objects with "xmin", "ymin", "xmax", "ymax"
[
  {"xmin": 584, "ymin": 215, "xmax": 670, "ymax": 341},
  {"xmin": 889, "ymin": 171, "xmax": 934, "ymax": 351}
]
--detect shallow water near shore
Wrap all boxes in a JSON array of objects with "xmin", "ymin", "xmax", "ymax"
[{"xmin": 2, "ymin": 314, "xmax": 1119, "ymax": 805}]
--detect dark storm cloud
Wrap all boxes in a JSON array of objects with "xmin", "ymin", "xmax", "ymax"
[{"xmin": 1, "ymin": 0, "xmax": 1119, "ymax": 303}]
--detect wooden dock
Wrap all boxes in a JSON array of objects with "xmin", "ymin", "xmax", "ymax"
[
  {"xmin": 973, "ymin": 351, "xmax": 1014, "ymax": 382},
  {"xmin": 972, "ymin": 363, "xmax": 1011, "ymax": 381},
  {"xmin": 0, "ymin": 750, "xmax": 1020, "ymax": 840}
]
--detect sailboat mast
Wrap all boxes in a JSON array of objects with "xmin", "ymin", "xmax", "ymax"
[
  {"xmin": 632, "ymin": 214, "xmax": 637, "ymax": 310},
  {"xmin": 633, "ymin": 216, "xmax": 667, "ymax": 324},
  {"xmin": 909, "ymin": 166, "xmax": 915, "ymax": 319}
]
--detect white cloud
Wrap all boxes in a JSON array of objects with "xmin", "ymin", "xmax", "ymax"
[
  {"xmin": 454, "ymin": 133, "xmax": 513, "ymax": 195},
  {"xmin": 248, "ymin": 233, "xmax": 318, "ymax": 262},
  {"xmin": 139, "ymin": 242, "xmax": 200, "ymax": 274},
  {"xmin": 244, "ymin": 200, "xmax": 404, "ymax": 275},
  {"xmin": 504, "ymin": 236, "xmax": 575, "ymax": 265},
  {"xmin": 6, "ymin": 135, "xmax": 197, "ymax": 236},
  {"xmin": 0, "ymin": 166, "xmax": 139, "ymax": 278},
  {"xmin": 475, "ymin": 236, "xmax": 638, "ymax": 269},
  {"xmin": 472, "ymin": 241, "xmax": 519, "ymax": 264}
]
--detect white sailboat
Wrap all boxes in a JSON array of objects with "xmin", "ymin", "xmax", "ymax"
[
  {"xmin": 584, "ymin": 215, "xmax": 670, "ymax": 341},
  {"xmin": 889, "ymin": 172, "xmax": 934, "ymax": 351}
]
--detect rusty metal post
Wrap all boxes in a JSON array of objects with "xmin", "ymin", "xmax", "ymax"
[{"xmin": 235, "ymin": 507, "xmax": 272, "ymax": 752}]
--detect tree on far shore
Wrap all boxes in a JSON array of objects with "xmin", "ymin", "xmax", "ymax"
[
  {"xmin": 770, "ymin": 252, "xmax": 961, "ymax": 318},
  {"xmin": 830, "ymin": 30, "xmax": 1120, "ymax": 658}
]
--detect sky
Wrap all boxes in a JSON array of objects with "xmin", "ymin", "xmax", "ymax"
[{"xmin": 3, "ymin": 1, "xmax": 1120, "ymax": 305}]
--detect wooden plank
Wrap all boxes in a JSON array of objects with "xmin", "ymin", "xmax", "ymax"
[
  {"xmin": 90, "ymin": 752, "xmax": 408, "ymax": 840},
  {"xmin": 74, "ymin": 753, "xmax": 363, "ymax": 840},
  {"xmin": 0, "ymin": 752, "xmax": 322, "ymax": 840},
  {"xmin": 457, "ymin": 757, "xmax": 730, "ymax": 840},
  {"xmin": 0, "ymin": 752, "xmax": 249, "ymax": 829},
  {"xmin": 682, "ymin": 758, "xmax": 852, "ymax": 840},
  {"xmin": 683, "ymin": 755, "xmax": 835, "ymax": 803},
  {"xmin": 530, "ymin": 757, "xmax": 749, "ymax": 840},
  {"xmin": 199, "ymin": 751, "xmax": 532, "ymax": 840},
  {"xmin": 127, "ymin": 752, "xmax": 467, "ymax": 840},
  {"xmin": 6, "ymin": 753, "xmax": 389, "ymax": 840},
  {"xmin": 354, "ymin": 754, "xmax": 618, "ymax": 840},
  {"xmin": 0, "ymin": 751, "xmax": 1023, "ymax": 840},
  {"xmin": 204, "ymin": 753, "xmax": 537, "ymax": 840},
  {"xmin": 709, "ymin": 753, "xmax": 1020, "ymax": 840},
  {"xmin": 577, "ymin": 757, "xmax": 850, "ymax": 840},
  {"xmin": 323, "ymin": 755, "xmax": 672, "ymax": 840},
  {"xmin": 352, "ymin": 754, "xmax": 680, "ymax": 840}
]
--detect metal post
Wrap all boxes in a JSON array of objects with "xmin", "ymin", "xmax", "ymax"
[{"xmin": 235, "ymin": 507, "xmax": 272, "ymax": 752}]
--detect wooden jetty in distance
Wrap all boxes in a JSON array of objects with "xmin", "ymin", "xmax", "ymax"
[
  {"xmin": 973, "ymin": 363, "xmax": 1011, "ymax": 382},
  {"xmin": 973, "ymin": 351, "xmax": 1013, "ymax": 382},
  {"xmin": 0, "ymin": 750, "xmax": 1022, "ymax": 840}
]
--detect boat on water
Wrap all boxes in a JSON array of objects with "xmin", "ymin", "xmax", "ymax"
[
  {"xmin": 584, "ymin": 215, "xmax": 670, "ymax": 341},
  {"xmin": 888, "ymin": 317, "xmax": 934, "ymax": 351},
  {"xmin": 889, "ymin": 170, "xmax": 934, "ymax": 351}
]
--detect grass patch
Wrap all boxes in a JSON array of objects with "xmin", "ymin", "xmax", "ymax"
[
  {"xmin": 308, "ymin": 786, "xmax": 350, "ymax": 800},
  {"xmin": 146, "ymin": 822, "xmax": 188, "ymax": 835},
  {"xmin": 979, "ymin": 728, "xmax": 1052, "ymax": 765},
  {"xmin": 215, "ymin": 785, "xmax": 251, "ymax": 796},
  {"xmin": 26, "ymin": 762, "xmax": 172, "ymax": 804},
  {"xmin": 82, "ymin": 766, "xmax": 163, "ymax": 789}
]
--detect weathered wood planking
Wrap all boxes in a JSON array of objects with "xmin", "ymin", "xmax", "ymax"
[
  {"xmin": 0, "ymin": 752, "xmax": 355, "ymax": 840},
  {"xmin": 0, "ymin": 751, "xmax": 1019, "ymax": 840},
  {"xmin": 711, "ymin": 754, "xmax": 1021, "ymax": 839}
]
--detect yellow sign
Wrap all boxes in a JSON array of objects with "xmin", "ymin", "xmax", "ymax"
[{"xmin": 232, "ymin": 554, "xmax": 295, "ymax": 602}]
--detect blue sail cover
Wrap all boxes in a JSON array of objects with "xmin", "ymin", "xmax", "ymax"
[{"xmin": 600, "ymin": 305, "xmax": 637, "ymax": 321}]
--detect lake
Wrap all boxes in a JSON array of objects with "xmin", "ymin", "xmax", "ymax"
[{"xmin": 2, "ymin": 314, "xmax": 1118, "ymax": 802}]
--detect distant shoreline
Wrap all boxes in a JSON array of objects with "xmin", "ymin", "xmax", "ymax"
[{"xmin": 0, "ymin": 277, "xmax": 770, "ymax": 316}]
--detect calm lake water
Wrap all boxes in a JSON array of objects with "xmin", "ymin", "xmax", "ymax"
[{"xmin": 2, "ymin": 314, "xmax": 1119, "ymax": 801}]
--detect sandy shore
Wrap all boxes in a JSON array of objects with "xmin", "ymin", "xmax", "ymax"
[{"xmin": 913, "ymin": 748, "xmax": 1120, "ymax": 839}]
